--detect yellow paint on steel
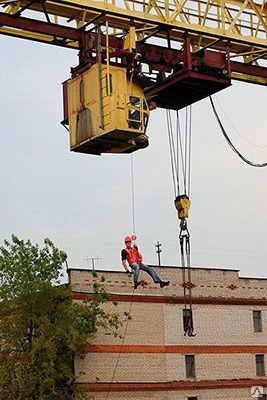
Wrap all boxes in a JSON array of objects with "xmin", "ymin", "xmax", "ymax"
[
  {"xmin": 174, "ymin": 194, "xmax": 191, "ymax": 219},
  {"xmin": 231, "ymin": 72, "xmax": 267, "ymax": 84},
  {"xmin": 0, "ymin": 27, "xmax": 79, "ymax": 48},
  {"xmin": 66, "ymin": 64, "xmax": 150, "ymax": 154},
  {"xmin": 1, "ymin": 0, "xmax": 267, "ymax": 55}
]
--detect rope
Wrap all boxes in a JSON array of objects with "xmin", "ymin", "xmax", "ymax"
[
  {"xmin": 166, "ymin": 108, "xmax": 192, "ymax": 197},
  {"xmin": 105, "ymin": 292, "xmax": 134, "ymax": 399},
  {"xmin": 166, "ymin": 109, "xmax": 179, "ymax": 197},
  {"xmin": 210, "ymin": 96, "xmax": 267, "ymax": 168},
  {"xmin": 184, "ymin": 108, "xmax": 188, "ymax": 194},
  {"xmin": 214, "ymin": 96, "xmax": 267, "ymax": 148},
  {"xmin": 130, "ymin": 154, "xmax": 136, "ymax": 235},
  {"xmin": 179, "ymin": 226, "xmax": 195, "ymax": 337},
  {"xmin": 176, "ymin": 110, "xmax": 186, "ymax": 195},
  {"xmin": 166, "ymin": 107, "xmax": 195, "ymax": 337},
  {"xmin": 180, "ymin": 234, "xmax": 187, "ymax": 308},
  {"xmin": 186, "ymin": 234, "xmax": 192, "ymax": 310},
  {"xmin": 105, "ymin": 156, "xmax": 136, "ymax": 399},
  {"xmin": 188, "ymin": 106, "xmax": 192, "ymax": 198}
]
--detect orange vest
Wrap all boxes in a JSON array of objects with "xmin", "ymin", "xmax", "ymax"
[{"xmin": 125, "ymin": 247, "xmax": 142, "ymax": 266}]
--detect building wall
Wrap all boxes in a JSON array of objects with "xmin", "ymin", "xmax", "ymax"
[
  {"xmin": 69, "ymin": 266, "xmax": 267, "ymax": 399},
  {"xmin": 75, "ymin": 387, "xmax": 264, "ymax": 400}
]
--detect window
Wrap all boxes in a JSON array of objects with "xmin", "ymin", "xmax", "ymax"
[
  {"xmin": 188, "ymin": 397, "xmax": 198, "ymax": 400},
  {"xmin": 256, "ymin": 354, "xmax": 265, "ymax": 376},
  {"xmin": 128, "ymin": 96, "xmax": 149, "ymax": 131},
  {"xmin": 128, "ymin": 97, "xmax": 141, "ymax": 130},
  {"xmin": 185, "ymin": 355, "xmax": 195, "ymax": 378},
  {"xmin": 253, "ymin": 310, "xmax": 262, "ymax": 332}
]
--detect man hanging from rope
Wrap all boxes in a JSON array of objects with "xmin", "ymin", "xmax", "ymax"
[{"xmin": 121, "ymin": 236, "xmax": 170, "ymax": 289}]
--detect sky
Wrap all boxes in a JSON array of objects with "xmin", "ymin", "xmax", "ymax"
[{"xmin": 1, "ymin": 35, "xmax": 267, "ymax": 279}]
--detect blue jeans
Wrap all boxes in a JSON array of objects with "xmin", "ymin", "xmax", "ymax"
[{"xmin": 130, "ymin": 262, "xmax": 161, "ymax": 284}]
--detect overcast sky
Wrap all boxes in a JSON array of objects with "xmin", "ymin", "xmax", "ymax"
[{"xmin": 1, "ymin": 36, "xmax": 267, "ymax": 279}]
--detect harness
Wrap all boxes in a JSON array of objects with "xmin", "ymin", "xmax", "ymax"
[{"xmin": 125, "ymin": 247, "xmax": 142, "ymax": 266}]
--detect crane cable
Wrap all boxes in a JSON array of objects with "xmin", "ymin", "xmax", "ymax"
[
  {"xmin": 130, "ymin": 154, "xmax": 136, "ymax": 235},
  {"xmin": 105, "ymin": 156, "xmax": 136, "ymax": 400},
  {"xmin": 166, "ymin": 108, "xmax": 192, "ymax": 196},
  {"xmin": 166, "ymin": 107, "xmax": 195, "ymax": 337},
  {"xmin": 105, "ymin": 293, "xmax": 134, "ymax": 400},
  {"xmin": 105, "ymin": 154, "xmax": 137, "ymax": 400},
  {"xmin": 210, "ymin": 96, "xmax": 267, "ymax": 167}
]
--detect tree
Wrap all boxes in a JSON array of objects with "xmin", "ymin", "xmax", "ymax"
[{"xmin": 0, "ymin": 235, "xmax": 127, "ymax": 400}]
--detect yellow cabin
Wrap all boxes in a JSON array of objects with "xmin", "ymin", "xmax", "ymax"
[{"xmin": 63, "ymin": 64, "xmax": 151, "ymax": 155}]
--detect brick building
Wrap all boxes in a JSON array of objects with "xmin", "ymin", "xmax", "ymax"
[{"xmin": 69, "ymin": 266, "xmax": 267, "ymax": 400}]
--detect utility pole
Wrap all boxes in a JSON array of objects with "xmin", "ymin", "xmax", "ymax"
[
  {"xmin": 155, "ymin": 241, "xmax": 162, "ymax": 267},
  {"xmin": 84, "ymin": 256, "xmax": 101, "ymax": 270}
]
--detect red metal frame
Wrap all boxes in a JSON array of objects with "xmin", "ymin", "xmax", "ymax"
[{"xmin": 2, "ymin": 11, "xmax": 267, "ymax": 110}]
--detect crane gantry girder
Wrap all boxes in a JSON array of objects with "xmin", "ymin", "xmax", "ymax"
[
  {"xmin": 1, "ymin": 0, "xmax": 267, "ymax": 85},
  {"xmin": 1, "ymin": 0, "xmax": 267, "ymax": 53},
  {"xmin": 1, "ymin": 8, "xmax": 267, "ymax": 86},
  {"xmin": 1, "ymin": 0, "xmax": 266, "ymax": 154}
]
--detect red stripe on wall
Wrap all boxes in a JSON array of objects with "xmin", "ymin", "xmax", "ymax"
[
  {"xmin": 84, "ymin": 344, "xmax": 267, "ymax": 354},
  {"xmin": 78, "ymin": 378, "xmax": 267, "ymax": 392},
  {"xmin": 72, "ymin": 291, "xmax": 267, "ymax": 305}
]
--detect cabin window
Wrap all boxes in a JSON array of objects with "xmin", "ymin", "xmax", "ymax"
[{"xmin": 128, "ymin": 96, "xmax": 141, "ymax": 129}]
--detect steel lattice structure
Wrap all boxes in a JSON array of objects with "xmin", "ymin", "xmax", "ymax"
[{"xmin": 1, "ymin": 0, "xmax": 267, "ymax": 56}]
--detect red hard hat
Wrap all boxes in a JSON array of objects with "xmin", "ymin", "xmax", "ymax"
[{"xmin": 124, "ymin": 236, "xmax": 132, "ymax": 243}]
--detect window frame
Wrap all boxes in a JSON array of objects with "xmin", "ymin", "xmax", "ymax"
[
  {"xmin": 256, "ymin": 354, "xmax": 265, "ymax": 376},
  {"xmin": 185, "ymin": 354, "xmax": 195, "ymax": 378},
  {"xmin": 253, "ymin": 310, "xmax": 262, "ymax": 332}
]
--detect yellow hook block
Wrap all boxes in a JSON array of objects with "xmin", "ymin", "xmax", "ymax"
[{"xmin": 174, "ymin": 194, "xmax": 191, "ymax": 219}]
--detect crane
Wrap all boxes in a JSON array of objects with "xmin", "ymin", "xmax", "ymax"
[
  {"xmin": 1, "ymin": 0, "xmax": 267, "ymax": 155},
  {"xmin": 1, "ymin": 0, "xmax": 266, "ymax": 337}
]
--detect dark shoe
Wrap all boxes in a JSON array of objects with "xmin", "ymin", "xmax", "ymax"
[
  {"xmin": 160, "ymin": 280, "xmax": 170, "ymax": 288},
  {"xmin": 134, "ymin": 281, "xmax": 141, "ymax": 289}
]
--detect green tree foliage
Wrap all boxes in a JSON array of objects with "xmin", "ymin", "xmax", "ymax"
[{"xmin": 0, "ymin": 235, "xmax": 126, "ymax": 400}]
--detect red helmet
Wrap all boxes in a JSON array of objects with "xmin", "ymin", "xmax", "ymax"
[{"xmin": 124, "ymin": 236, "xmax": 132, "ymax": 243}]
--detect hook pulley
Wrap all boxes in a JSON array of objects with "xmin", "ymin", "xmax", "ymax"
[{"xmin": 166, "ymin": 107, "xmax": 195, "ymax": 336}]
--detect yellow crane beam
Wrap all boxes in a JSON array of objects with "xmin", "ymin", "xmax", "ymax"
[{"xmin": 1, "ymin": 0, "xmax": 267, "ymax": 59}]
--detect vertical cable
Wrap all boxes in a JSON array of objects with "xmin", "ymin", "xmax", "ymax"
[
  {"xmin": 166, "ymin": 109, "xmax": 179, "ymax": 197},
  {"xmin": 130, "ymin": 154, "xmax": 136, "ymax": 235},
  {"xmin": 184, "ymin": 107, "xmax": 188, "ymax": 195},
  {"xmin": 105, "ymin": 21, "xmax": 110, "ymax": 96},
  {"xmin": 166, "ymin": 107, "xmax": 194, "ymax": 336},
  {"xmin": 97, "ymin": 25, "xmax": 104, "ymax": 128},
  {"xmin": 105, "ymin": 157, "xmax": 136, "ymax": 400},
  {"xmin": 188, "ymin": 105, "xmax": 192, "ymax": 197},
  {"xmin": 105, "ymin": 296, "xmax": 135, "ymax": 400},
  {"xmin": 177, "ymin": 110, "xmax": 186, "ymax": 194},
  {"xmin": 175, "ymin": 110, "xmax": 180, "ymax": 195}
]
